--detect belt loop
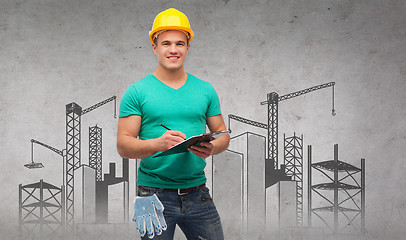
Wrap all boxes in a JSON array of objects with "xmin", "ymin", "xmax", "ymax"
[{"xmin": 178, "ymin": 189, "xmax": 188, "ymax": 196}]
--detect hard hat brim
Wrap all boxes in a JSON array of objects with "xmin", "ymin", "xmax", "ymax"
[{"xmin": 149, "ymin": 26, "xmax": 194, "ymax": 44}]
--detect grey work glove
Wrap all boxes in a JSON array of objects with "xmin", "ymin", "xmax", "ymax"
[{"xmin": 132, "ymin": 194, "xmax": 167, "ymax": 239}]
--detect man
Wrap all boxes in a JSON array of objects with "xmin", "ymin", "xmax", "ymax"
[{"xmin": 117, "ymin": 8, "xmax": 230, "ymax": 240}]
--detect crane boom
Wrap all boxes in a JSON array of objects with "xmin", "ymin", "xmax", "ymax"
[
  {"xmin": 31, "ymin": 139, "xmax": 63, "ymax": 156},
  {"xmin": 279, "ymin": 82, "xmax": 335, "ymax": 102},
  {"xmin": 228, "ymin": 114, "xmax": 268, "ymax": 129},
  {"xmin": 81, "ymin": 96, "xmax": 117, "ymax": 117},
  {"xmin": 261, "ymin": 82, "xmax": 335, "ymax": 104},
  {"xmin": 25, "ymin": 139, "xmax": 64, "ymax": 169}
]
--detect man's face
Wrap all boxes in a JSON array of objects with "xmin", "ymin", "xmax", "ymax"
[{"xmin": 153, "ymin": 30, "xmax": 190, "ymax": 72}]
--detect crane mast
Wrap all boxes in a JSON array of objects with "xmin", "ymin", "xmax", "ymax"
[{"xmin": 65, "ymin": 96, "xmax": 116, "ymax": 236}]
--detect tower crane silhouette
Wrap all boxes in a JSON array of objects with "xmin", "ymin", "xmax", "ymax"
[
  {"xmin": 64, "ymin": 96, "xmax": 116, "ymax": 236},
  {"xmin": 229, "ymin": 82, "xmax": 336, "ymax": 186},
  {"xmin": 24, "ymin": 96, "xmax": 117, "ymax": 237}
]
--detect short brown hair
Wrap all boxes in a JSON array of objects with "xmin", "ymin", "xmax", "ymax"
[{"xmin": 153, "ymin": 31, "xmax": 190, "ymax": 45}]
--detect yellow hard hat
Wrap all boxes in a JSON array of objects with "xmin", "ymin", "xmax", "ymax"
[{"xmin": 149, "ymin": 8, "xmax": 194, "ymax": 44}]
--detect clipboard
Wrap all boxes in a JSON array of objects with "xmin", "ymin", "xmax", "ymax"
[{"xmin": 153, "ymin": 130, "xmax": 230, "ymax": 158}]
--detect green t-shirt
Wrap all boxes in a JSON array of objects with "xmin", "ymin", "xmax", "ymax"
[{"xmin": 119, "ymin": 73, "xmax": 221, "ymax": 189}]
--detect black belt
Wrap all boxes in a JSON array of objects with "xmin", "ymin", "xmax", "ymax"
[{"xmin": 139, "ymin": 184, "xmax": 205, "ymax": 196}]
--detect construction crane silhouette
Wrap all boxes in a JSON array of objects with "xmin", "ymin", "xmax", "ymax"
[
  {"xmin": 25, "ymin": 139, "xmax": 65, "ymax": 169},
  {"xmin": 24, "ymin": 139, "xmax": 66, "ymax": 232},
  {"xmin": 25, "ymin": 96, "xmax": 117, "ymax": 237},
  {"xmin": 229, "ymin": 82, "xmax": 336, "ymax": 185},
  {"xmin": 65, "ymin": 96, "xmax": 116, "ymax": 236}
]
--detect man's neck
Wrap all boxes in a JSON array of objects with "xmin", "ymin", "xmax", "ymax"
[{"xmin": 153, "ymin": 67, "xmax": 188, "ymax": 89}]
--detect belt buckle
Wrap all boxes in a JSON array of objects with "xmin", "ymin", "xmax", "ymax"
[{"xmin": 178, "ymin": 188, "xmax": 188, "ymax": 196}]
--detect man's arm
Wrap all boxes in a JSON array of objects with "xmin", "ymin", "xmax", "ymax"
[
  {"xmin": 117, "ymin": 115, "xmax": 186, "ymax": 159},
  {"xmin": 207, "ymin": 114, "xmax": 230, "ymax": 155},
  {"xmin": 188, "ymin": 114, "xmax": 230, "ymax": 158}
]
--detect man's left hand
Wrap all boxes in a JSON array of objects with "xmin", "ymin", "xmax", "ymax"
[{"xmin": 188, "ymin": 142, "xmax": 214, "ymax": 159}]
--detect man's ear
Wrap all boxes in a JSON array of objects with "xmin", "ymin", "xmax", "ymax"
[{"xmin": 152, "ymin": 43, "xmax": 157, "ymax": 55}]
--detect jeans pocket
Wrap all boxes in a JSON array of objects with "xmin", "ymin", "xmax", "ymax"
[{"xmin": 200, "ymin": 186, "xmax": 213, "ymax": 202}]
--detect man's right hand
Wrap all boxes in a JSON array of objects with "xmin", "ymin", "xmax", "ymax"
[
  {"xmin": 156, "ymin": 130, "xmax": 186, "ymax": 151},
  {"xmin": 117, "ymin": 115, "xmax": 187, "ymax": 159}
]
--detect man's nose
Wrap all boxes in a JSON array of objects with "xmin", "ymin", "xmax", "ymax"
[{"xmin": 169, "ymin": 44, "xmax": 177, "ymax": 53}]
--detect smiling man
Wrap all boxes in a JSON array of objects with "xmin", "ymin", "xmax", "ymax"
[{"xmin": 117, "ymin": 8, "xmax": 229, "ymax": 240}]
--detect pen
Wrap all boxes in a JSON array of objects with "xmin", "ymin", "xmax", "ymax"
[
  {"xmin": 161, "ymin": 124, "xmax": 187, "ymax": 140},
  {"xmin": 160, "ymin": 124, "xmax": 171, "ymax": 131}
]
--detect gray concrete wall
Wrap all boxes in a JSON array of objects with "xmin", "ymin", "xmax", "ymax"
[{"xmin": 1, "ymin": 0, "xmax": 405, "ymax": 239}]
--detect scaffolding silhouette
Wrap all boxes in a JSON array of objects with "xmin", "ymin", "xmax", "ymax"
[
  {"xmin": 19, "ymin": 180, "xmax": 65, "ymax": 239},
  {"xmin": 284, "ymin": 133, "xmax": 303, "ymax": 226},
  {"xmin": 89, "ymin": 125, "xmax": 103, "ymax": 182},
  {"xmin": 308, "ymin": 144, "xmax": 365, "ymax": 234}
]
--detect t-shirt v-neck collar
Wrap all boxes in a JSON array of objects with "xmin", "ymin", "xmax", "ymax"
[{"xmin": 151, "ymin": 73, "xmax": 189, "ymax": 91}]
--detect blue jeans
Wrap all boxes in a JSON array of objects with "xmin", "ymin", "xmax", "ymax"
[{"xmin": 137, "ymin": 185, "xmax": 224, "ymax": 240}]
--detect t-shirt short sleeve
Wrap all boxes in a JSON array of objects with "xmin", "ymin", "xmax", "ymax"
[
  {"xmin": 206, "ymin": 83, "xmax": 221, "ymax": 117},
  {"xmin": 119, "ymin": 84, "xmax": 142, "ymax": 117}
]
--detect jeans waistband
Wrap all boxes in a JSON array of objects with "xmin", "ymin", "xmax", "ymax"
[{"xmin": 138, "ymin": 183, "xmax": 205, "ymax": 196}]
